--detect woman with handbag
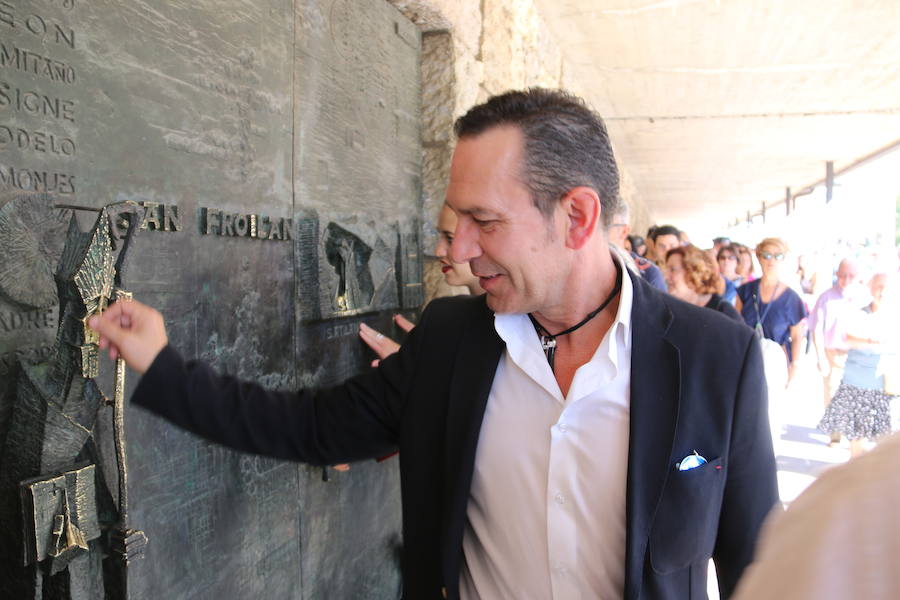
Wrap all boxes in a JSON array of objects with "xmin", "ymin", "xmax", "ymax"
[
  {"xmin": 736, "ymin": 238, "xmax": 808, "ymax": 451},
  {"xmin": 819, "ymin": 273, "xmax": 899, "ymax": 458},
  {"xmin": 735, "ymin": 238, "xmax": 808, "ymax": 387}
]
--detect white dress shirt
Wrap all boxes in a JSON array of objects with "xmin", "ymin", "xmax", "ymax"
[{"xmin": 459, "ymin": 262, "xmax": 633, "ymax": 599}]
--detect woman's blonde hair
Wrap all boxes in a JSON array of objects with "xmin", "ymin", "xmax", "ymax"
[{"xmin": 755, "ymin": 237, "xmax": 788, "ymax": 257}]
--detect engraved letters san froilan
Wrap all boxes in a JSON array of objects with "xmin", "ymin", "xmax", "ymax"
[{"xmin": 202, "ymin": 207, "xmax": 292, "ymax": 240}]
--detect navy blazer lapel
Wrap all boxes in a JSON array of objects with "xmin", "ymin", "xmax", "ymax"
[
  {"xmin": 624, "ymin": 273, "xmax": 681, "ymax": 600},
  {"xmin": 440, "ymin": 297, "xmax": 505, "ymax": 590}
]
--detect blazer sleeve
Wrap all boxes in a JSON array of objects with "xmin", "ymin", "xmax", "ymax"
[
  {"xmin": 713, "ymin": 332, "xmax": 781, "ymax": 598},
  {"xmin": 130, "ymin": 306, "xmax": 433, "ymax": 466}
]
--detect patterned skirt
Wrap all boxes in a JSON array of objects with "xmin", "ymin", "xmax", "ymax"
[{"xmin": 818, "ymin": 383, "xmax": 893, "ymax": 441}]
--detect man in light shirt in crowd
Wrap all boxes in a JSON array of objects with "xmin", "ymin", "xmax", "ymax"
[
  {"xmin": 91, "ymin": 88, "xmax": 777, "ymax": 600},
  {"xmin": 810, "ymin": 258, "xmax": 859, "ymax": 445}
]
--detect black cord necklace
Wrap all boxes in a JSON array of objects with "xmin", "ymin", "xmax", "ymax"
[{"xmin": 528, "ymin": 263, "xmax": 623, "ymax": 372}]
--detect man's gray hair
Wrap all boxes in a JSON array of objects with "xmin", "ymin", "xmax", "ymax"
[{"xmin": 454, "ymin": 88, "xmax": 620, "ymax": 226}]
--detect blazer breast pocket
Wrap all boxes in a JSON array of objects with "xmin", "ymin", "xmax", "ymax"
[{"xmin": 649, "ymin": 456, "xmax": 726, "ymax": 574}]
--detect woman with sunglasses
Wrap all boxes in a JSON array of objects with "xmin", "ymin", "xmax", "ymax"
[{"xmin": 735, "ymin": 238, "xmax": 808, "ymax": 387}]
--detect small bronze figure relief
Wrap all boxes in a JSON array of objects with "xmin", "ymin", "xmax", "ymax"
[{"xmin": 324, "ymin": 222, "xmax": 376, "ymax": 314}]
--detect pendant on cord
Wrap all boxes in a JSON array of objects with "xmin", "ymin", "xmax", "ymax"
[
  {"xmin": 539, "ymin": 335, "xmax": 557, "ymax": 370},
  {"xmin": 529, "ymin": 261, "xmax": 622, "ymax": 373}
]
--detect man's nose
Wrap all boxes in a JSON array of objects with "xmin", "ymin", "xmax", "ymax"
[{"xmin": 449, "ymin": 220, "xmax": 481, "ymax": 264}]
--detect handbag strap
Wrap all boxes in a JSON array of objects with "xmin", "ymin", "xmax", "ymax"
[{"xmin": 753, "ymin": 280, "xmax": 780, "ymax": 330}]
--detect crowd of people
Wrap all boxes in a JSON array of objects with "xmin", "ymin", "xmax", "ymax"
[{"xmin": 623, "ymin": 222, "xmax": 899, "ymax": 458}]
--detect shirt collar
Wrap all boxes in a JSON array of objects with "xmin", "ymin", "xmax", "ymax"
[
  {"xmin": 613, "ymin": 250, "xmax": 634, "ymax": 345},
  {"xmin": 493, "ymin": 251, "xmax": 633, "ymax": 400}
]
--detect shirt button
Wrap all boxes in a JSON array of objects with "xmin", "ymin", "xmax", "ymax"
[
  {"xmin": 554, "ymin": 492, "xmax": 566, "ymax": 505},
  {"xmin": 557, "ymin": 423, "xmax": 567, "ymax": 433}
]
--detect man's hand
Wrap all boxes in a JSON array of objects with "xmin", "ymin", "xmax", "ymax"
[
  {"xmin": 88, "ymin": 299, "xmax": 168, "ymax": 375},
  {"xmin": 358, "ymin": 315, "xmax": 416, "ymax": 365},
  {"xmin": 392, "ymin": 314, "xmax": 415, "ymax": 334},
  {"xmin": 359, "ymin": 323, "xmax": 400, "ymax": 361}
]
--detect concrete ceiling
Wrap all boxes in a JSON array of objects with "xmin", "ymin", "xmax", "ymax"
[{"xmin": 534, "ymin": 0, "xmax": 900, "ymax": 235}]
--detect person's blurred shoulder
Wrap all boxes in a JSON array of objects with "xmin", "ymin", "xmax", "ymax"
[
  {"xmin": 705, "ymin": 294, "xmax": 742, "ymax": 322},
  {"xmin": 631, "ymin": 251, "xmax": 667, "ymax": 291},
  {"xmin": 657, "ymin": 285, "xmax": 756, "ymax": 354},
  {"xmin": 733, "ymin": 432, "xmax": 900, "ymax": 599},
  {"xmin": 632, "ymin": 253, "xmax": 655, "ymax": 271}
]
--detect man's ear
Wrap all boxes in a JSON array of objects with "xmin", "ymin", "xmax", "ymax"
[{"xmin": 561, "ymin": 187, "xmax": 601, "ymax": 250}]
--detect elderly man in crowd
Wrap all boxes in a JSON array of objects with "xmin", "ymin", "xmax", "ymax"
[
  {"xmin": 810, "ymin": 258, "xmax": 859, "ymax": 445},
  {"xmin": 606, "ymin": 201, "xmax": 667, "ymax": 291}
]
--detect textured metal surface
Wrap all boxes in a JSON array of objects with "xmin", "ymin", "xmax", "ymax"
[{"xmin": 1, "ymin": 0, "xmax": 419, "ymax": 598}]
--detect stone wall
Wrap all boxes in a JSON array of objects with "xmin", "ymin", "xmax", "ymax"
[{"xmin": 387, "ymin": 0, "xmax": 649, "ymax": 301}]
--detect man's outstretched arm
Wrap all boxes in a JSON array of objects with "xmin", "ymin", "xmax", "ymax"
[{"xmin": 89, "ymin": 300, "xmax": 406, "ymax": 465}]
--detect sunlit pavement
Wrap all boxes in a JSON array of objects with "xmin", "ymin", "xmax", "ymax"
[{"xmin": 774, "ymin": 352, "xmax": 851, "ymax": 504}]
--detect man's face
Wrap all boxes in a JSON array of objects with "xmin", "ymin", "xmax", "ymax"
[
  {"xmin": 835, "ymin": 261, "xmax": 858, "ymax": 290},
  {"xmin": 654, "ymin": 234, "xmax": 680, "ymax": 262},
  {"xmin": 446, "ymin": 126, "xmax": 566, "ymax": 314},
  {"xmin": 870, "ymin": 274, "xmax": 887, "ymax": 303}
]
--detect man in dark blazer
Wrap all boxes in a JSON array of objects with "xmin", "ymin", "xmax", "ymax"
[{"xmin": 92, "ymin": 89, "xmax": 778, "ymax": 599}]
